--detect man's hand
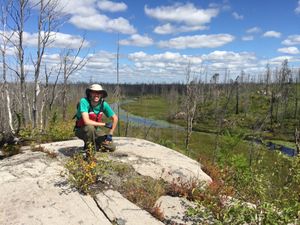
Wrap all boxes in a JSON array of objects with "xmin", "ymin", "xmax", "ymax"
[
  {"xmin": 105, "ymin": 134, "xmax": 113, "ymax": 142},
  {"xmin": 104, "ymin": 122, "xmax": 113, "ymax": 129}
]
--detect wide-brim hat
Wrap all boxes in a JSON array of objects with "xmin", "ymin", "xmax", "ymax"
[{"xmin": 86, "ymin": 84, "xmax": 108, "ymax": 98}]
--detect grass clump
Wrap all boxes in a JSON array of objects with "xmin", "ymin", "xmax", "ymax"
[
  {"xmin": 65, "ymin": 145, "xmax": 98, "ymax": 195},
  {"xmin": 1, "ymin": 143, "xmax": 22, "ymax": 158},
  {"xmin": 121, "ymin": 176, "xmax": 166, "ymax": 212},
  {"xmin": 31, "ymin": 145, "xmax": 58, "ymax": 158}
]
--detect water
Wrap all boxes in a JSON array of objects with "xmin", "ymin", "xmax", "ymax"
[{"xmin": 111, "ymin": 102, "xmax": 183, "ymax": 130}]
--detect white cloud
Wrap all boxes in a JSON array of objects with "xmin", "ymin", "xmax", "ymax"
[
  {"xmin": 242, "ymin": 36, "xmax": 254, "ymax": 41},
  {"xmin": 69, "ymin": 14, "xmax": 136, "ymax": 34},
  {"xmin": 232, "ymin": 12, "xmax": 243, "ymax": 20},
  {"xmin": 295, "ymin": 0, "xmax": 300, "ymax": 14},
  {"xmin": 154, "ymin": 23, "xmax": 208, "ymax": 34},
  {"xmin": 246, "ymin": 26, "xmax": 261, "ymax": 34},
  {"xmin": 36, "ymin": 0, "xmax": 136, "ymax": 34},
  {"xmin": 202, "ymin": 50, "xmax": 257, "ymax": 68},
  {"xmin": 158, "ymin": 34, "xmax": 235, "ymax": 49},
  {"xmin": 282, "ymin": 35, "xmax": 300, "ymax": 45},
  {"xmin": 145, "ymin": 3, "xmax": 219, "ymax": 25},
  {"xmin": 47, "ymin": 0, "xmax": 99, "ymax": 16},
  {"xmin": 4, "ymin": 30, "xmax": 89, "ymax": 49},
  {"xmin": 127, "ymin": 51, "xmax": 203, "ymax": 81},
  {"xmin": 120, "ymin": 34, "xmax": 154, "ymax": 47},
  {"xmin": 97, "ymin": 0, "xmax": 127, "ymax": 12},
  {"xmin": 263, "ymin": 31, "xmax": 281, "ymax": 38},
  {"xmin": 262, "ymin": 56, "xmax": 295, "ymax": 65},
  {"xmin": 277, "ymin": 47, "xmax": 300, "ymax": 54}
]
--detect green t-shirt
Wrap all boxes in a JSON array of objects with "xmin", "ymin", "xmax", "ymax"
[{"xmin": 76, "ymin": 98, "xmax": 115, "ymax": 119}]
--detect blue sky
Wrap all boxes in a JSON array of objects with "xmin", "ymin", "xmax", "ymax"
[{"xmin": 3, "ymin": 0, "xmax": 300, "ymax": 83}]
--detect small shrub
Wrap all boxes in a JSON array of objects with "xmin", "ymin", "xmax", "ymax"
[
  {"xmin": 1, "ymin": 143, "xmax": 21, "ymax": 158},
  {"xmin": 31, "ymin": 145, "xmax": 58, "ymax": 158},
  {"xmin": 166, "ymin": 176, "xmax": 199, "ymax": 200},
  {"xmin": 150, "ymin": 203, "xmax": 165, "ymax": 221},
  {"xmin": 122, "ymin": 176, "xmax": 166, "ymax": 211},
  {"xmin": 65, "ymin": 145, "xmax": 97, "ymax": 194}
]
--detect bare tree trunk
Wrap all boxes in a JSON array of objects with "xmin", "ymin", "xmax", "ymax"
[
  {"xmin": 295, "ymin": 128, "xmax": 300, "ymax": 155},
  {"xmin": 184, "ymin": 63, "xmax": 200, "ymax": 152},
  {"xmin": 0, "ymin": 1, "xmax": 14, "ymax": 133},
  {"xmin": 265, "ymin": 63, "xmax": 271, "ymax": 95},
  {"xmin": 60, "ymin": 38, "xmax": 88, "ymax": 121},
  {"xmin": 294, "ymin": 69, "xmax": 300, "ymax": 119},
  {"xmin": 11, "ymin": 0, "xmax": 29, "ymax": 127},
  {"xmin": 235, "ymin": 78, "xmax": 239, "ymax": 114},
  {"xmin": 116, "ymin": 34, "xmax": 121, "ymax": 136}
]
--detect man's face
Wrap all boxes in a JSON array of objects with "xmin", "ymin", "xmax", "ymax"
[{"xmin": 90, "ymin": 91, "xmax": 102, "ymax": 102}]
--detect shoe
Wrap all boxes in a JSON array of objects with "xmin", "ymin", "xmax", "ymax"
[
  {"xmin": 100, "ymin": 142, "xmax": 116, "ymax": 152},
  {"xmin": 82, "ymin": 152, "xmax": 88, "ymax": 161}
]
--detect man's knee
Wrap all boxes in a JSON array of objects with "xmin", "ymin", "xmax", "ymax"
[
  {"xmin": 83, "ymin": 125, "xmax": 96, "ymax": 134},
  {"xmin": 75, "ymin": 125, "xmax": 95, "ymax": 142}
]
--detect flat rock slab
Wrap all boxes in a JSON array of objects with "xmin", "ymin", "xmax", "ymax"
[
  {"xmin": 40, "ymin": 138, "xmax": 211, "ymax": 185},
  {"xmin": 111, "ymin": 137, "xmax": 212, "ymax": 185},
  {"xmin": 155, "ymin": 196, "xmax": 208, "ymax": 225},
  {"xmin": 0, "ymin": 150, "xmax": 111, "ymax": 225},
  {"xmin": 96, "ymin": 190, "xmax": 164, "ymax": 225}
]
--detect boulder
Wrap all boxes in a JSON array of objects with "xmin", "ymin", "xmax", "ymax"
[{"xmin": 110, "ymin": 137, "xmax": 212, "ymax": 185}]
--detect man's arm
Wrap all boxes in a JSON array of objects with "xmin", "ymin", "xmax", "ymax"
[{"xmin": 108, "ymin": 114, "xmax": 118, "ymax": 135}]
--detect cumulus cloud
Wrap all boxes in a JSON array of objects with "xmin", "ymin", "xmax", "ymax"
[
  {"xmin": 145, "ymin": 3, "xmax": 218, "ymax": 34},
  {"xmin": 145, "ymin": 3, "xmax": 219, "ymax": 25},
  {"xmin": 154, "ymin": 23, "xmax": 208, "ymax": 34},
  {"xmin": 40, "ymin": 0, "xmax": 136, "ymax": 34},
  {"xmin": 201, "ymin": 51, "xmax": 259, "ymax": 75},
  {"xmin": 120, "ymin": 34, "xmax": 154, "ymax": 47},
  {"xmin": 263, "ymin": 31, "xmax": 281, "ymax": 38},
  {"xmin": 69, "ymin": 14, "xmax": 136, "ymax": 34},
  {"xmin": 262, "ymin": 56, "xmax": 295, "ymax": 65},
  {"xmin": 295, "ymin": 0, "xmax": 300, "ymax": 14},
  {"xmin": 232, "ymin": 12, "xmax": 243, "ymax": 20},
  {"xmin": 246, "ymin": 27, "xmax": 261, "ymax": 34},
  {"xmin": 127, "ymin": 51, "xmax": 203, "ymax": 82},
  {"xmin": 41, "ymin": 0, "xmax": 99, "ymax": 16},
  {"xmin": 277, "ymin": 47, "xmax": 300, "ymax": 54},
  {"xmin": 242, "ymin": 36, "xmax": 254, "ymax": 41},
  {"xmin": 203, "ymin": 50, "xmax": 256, "ymax": 61},
  {"xmin": 158, "ymin": 34, "xmax": 235, "ymax": 49},
  {"xmin": 129, "ymin": 51, "xmax": 202, "ymax": 64},
  {"xmin": 282, "ymin": 35, "xmax": 300, "ymax": 45},
  {"xmin": 97, "ymin": 0, "xmax": 127, "ymax": 12},
  {"xmin": 3, "ymin": 30, "xmax": 89, "ymax": 49}
]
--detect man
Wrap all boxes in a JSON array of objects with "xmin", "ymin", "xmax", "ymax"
[{"xmin": 74, "ymin": 84, "xmax": 118, "ymax": 157}]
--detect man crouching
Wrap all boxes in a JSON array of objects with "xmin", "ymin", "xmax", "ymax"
[{"xmin": 74, "ymin": 84, "xmax": 118, "ymax": 159}]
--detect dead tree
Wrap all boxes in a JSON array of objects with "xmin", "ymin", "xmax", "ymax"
[
  {"xmin": 60, "ymin": 38, "xmax": 88, "ymax": 121},
  {"xmin": 294, "ymin": 69, "xmax": 300, "ymax": 120},
  {"xmin": 295, "ymin": 128, "xmax": 300, "ymax": 155},
  {"xmin": 9, "ymin": 0, "xmax": 30, "ymax": 127},
  {"xmin": 0, "ymin": 0, "xmax": 14, "ymax": 134},
  {"xmin": 265, "ymin": 63, "xmax": 271, "ymax": 95},
  {"xmin": 32, "ymin": 0, "xmax": 62, "ymax": 129},
  {"xmin": 184, "ymin": 63, "xmax": 200, "ymax": 151},
  {"xmin": 235, "ymin": 76, "xmax": 239, "ymax": 114}
]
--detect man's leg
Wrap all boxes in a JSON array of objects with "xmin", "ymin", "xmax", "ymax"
[{"xmin": 75, "ymin": 125, "xmax": 97, "ymax": 158}]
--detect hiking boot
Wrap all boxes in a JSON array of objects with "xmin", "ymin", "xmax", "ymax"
[
  {"xmin": 82, "ymin": 152, "xmax": 88, "ymax": 161},
  {"xmin": 99, "ymin": 141, "xmax": 116, "ymax": 152}
]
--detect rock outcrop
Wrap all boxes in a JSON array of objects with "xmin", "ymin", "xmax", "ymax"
[{"xmin": 0, "ymin": 137, "xmax": 211, "ymax": 225}]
